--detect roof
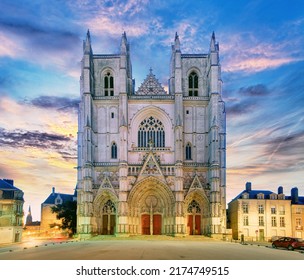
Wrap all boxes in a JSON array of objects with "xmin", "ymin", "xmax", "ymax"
[
  {"xmin": 0, "ymin": 179, "xmax": 22, "ymax": 191},
  {"xmin": 285, "ymin": 196, "xmax": 304, "ymax": 205},
  {"xmin": 230, "ymin": 190, "xmax": 274, "ymax": 202},
  {"xmin": 42, "ymin": 191, "xmax": 76, "ymax": 205}
]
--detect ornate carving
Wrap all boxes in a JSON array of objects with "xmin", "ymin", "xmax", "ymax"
[{"xmin": 135, "ymin": 68, "xmax": 167, "ymax": 95}]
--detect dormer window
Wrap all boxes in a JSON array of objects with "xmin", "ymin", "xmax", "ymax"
[
  {"xmin": 270, "ymin": 193, "xmax": 277, "ymax": 200},
  {"xmin": 257, "ymin": 193, "xmax": 264, "ymax": 199},
  {"xmin": 188, "ymin": 71, "xmax": 198, "ymax": 96},
  {"xmin": 55, "ymin": 195, "xmax": 62, "ymax": 205},
  {"xmin": 104, "ymin": 72, "xmax": 114, "ymax": 96},
  {"xmin": 242, "ymin": 192, "xmax": 249, "ymax": 199}
]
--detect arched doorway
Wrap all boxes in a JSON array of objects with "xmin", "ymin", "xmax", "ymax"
[
  {"xmin": 92, "ymin": 190, "xmax": 118, "ymax": 235},
  {"xmin": 128, "ymin": 177, "xmax": 175, "ymax": 235},
  {"xmin": 187, "ymin": 200, "xmax": 201, "ymax": 235},
  {"xmin": 184, "ymin": 190, "xmax": 210, "ymax": 235},
  {"xmin": 141, "ymin": 195, "xmax": 162, "ymax": 235},
  {"xmin": 101, "ymin": 200, "xmax": 116, "ymax": 235}
]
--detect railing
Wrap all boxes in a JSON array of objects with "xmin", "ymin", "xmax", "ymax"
[
  {"xmin": 131, "ymin": 147, "xmax": 171, "ymax": 152},
  {"xmin": 129, "ymin": 95, "xmax": 174, "ymax": 100}
]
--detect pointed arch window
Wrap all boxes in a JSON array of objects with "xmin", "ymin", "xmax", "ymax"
[
  {"xmin": 187, "ymin": 200, "xmax": 201, "ymax": 214},
  {"xmin": 102, "ymin": 200, "xmax": 116, "ymax": 214},
  {"xmin": 138, "ymin": 116, "xmax": 165, "ymax": 148},
  {"xmin": 104, "ymin": 72, "xmax": 114, "ymax": 96},
  {"xmin": 111, "ymin": 142, "xmax": 117, "ymax": 159},
  {"xmin": 188, "ymin": 71, "xmax": 198, "ymax": 96},
  {"xmin": 185, "ymin": 143, "xmax": 192, "ymax": 160}
]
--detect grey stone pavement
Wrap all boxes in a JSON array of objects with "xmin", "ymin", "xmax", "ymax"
[{"xmin": 1, "ymin": 235, "xmax": 304, "ymax": 260}]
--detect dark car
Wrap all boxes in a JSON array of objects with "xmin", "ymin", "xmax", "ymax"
[{"xmin": 272, "ymin": 237, "xmax": 304, "ymax": 250}]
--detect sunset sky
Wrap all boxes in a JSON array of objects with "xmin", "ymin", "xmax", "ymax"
[{"xmin": 0, "ymin": 0, "xmax": 303, "ymax": 221}]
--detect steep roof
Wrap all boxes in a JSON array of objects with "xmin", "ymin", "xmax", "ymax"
[
  {"xmin": 230, "ymin": 189, "xmax": 274, "ymax": 203},
  {"xmin": 0, "ymin": 179, "xmax": 21, "ymax": 191},
  {"xmin": 42, "ymin": 190, "xmax": 76, "ymax": 205}
]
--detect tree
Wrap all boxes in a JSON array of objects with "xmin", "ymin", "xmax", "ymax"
[{"xmin": 51, "ymin": 200, "xmax": 77, "ymax": 236}]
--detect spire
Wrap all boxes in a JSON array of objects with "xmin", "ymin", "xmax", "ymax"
[
  {"xmin": 26, "ymin": 205, "xmax": 33, "ymax": 225},
  {"xmin": 84, "ymin": 29, "xmax": 92, "ymax": 54},
  {"xmin": 210, "ymin": 31, "xmax": 216, "ymax": 52},
  {"xmin": 174, "ymin": 32, "xmax": 180, "ymax": 51},
  {"xmin": 120, "ymin": 31, "xmax": 128, "ymax": 54}
]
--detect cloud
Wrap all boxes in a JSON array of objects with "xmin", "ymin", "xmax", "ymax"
[
  {"xmin": 0, "ymin": 128, "xmax": 71, "ymax": 149},
  {"xmin": 0, "ymin": 20, "xmax": 81, "ymax": 77},
  {"xmin": 239, "ymin": 84, "xmax": 270, "ymax": 96},
  {"xmin": 28, "ymin": 96, "xmax": 80, "ymax": 113},
  {"xmin": 220, "ymin": 31, "xmax": 304, "ymax": 73}
]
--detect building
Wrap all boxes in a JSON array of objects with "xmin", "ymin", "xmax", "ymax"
[
  {"xmin": 76, "ymin": 31, "xmax": 226, "ymax": 237},
  {"xmin": 288, "ymin": 187, "xmax": 304, "ymax": 239},
  {"xmin": 40, "ymin": 187, "xmax": 76, "ymax": 237},
  {"xmin": 228, "ymin": 182, "xmax": 292, "ymax": 241},
  {"xmin": 0, "ymin": 179, "xmax": 24, "ymax": 244}
]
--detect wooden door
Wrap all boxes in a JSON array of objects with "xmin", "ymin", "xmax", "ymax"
[
  {"xmin": 153, "ymin": 214, "xmax": 162, "ymax": 235},
  {"xmin": 142, "ymin": 214, "xmax": 150, "ymax": 235},
  {"xmin": 110, "ymin": 215, "xmax": 116, "ymax": 235},
  {"xmin": 102, "ymin": 215, "xmax": 108, "ymax": 234},
  {"xmin": 187, "ymin": 215, "xmax": 201, "ymax": 235},
  {"xmin": 195, "ymin": 215, "xmax": 201, "ymax": 235},
  {"xmin": 187, "ymin": 215, "xmax": 193, "ymax": 235}
]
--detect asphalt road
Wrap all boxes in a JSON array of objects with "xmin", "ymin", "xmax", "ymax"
[{"xmin": 1, "ymin": 238, "xmax": 304, "ymax": 260}]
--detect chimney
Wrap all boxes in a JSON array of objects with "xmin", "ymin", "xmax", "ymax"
[
  {"xmin": 52, "ymin": 187, "xmax": 55, "ymax": 195},
  {"xmin": 278, "ymin": 186, "xmax": 283, "ymax": 194},
  {"xmin": 245, "ymin": 182, "xmax": 252, "ymax": 192},
  {"xmin": 291, "ymin": 187, "xmax": 299, "ymax": 204}
]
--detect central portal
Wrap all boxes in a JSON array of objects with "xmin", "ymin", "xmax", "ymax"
[{"xmin": 141, "ymin": 214, "xmax": 162, "ymax": 235}]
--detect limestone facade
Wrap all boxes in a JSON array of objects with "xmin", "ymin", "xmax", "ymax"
[
  {"xmin": 77, "ymin": 31, "xmax": 226, "ymax": 236},
  {"xmin": 228, "ymin": 183, "xmax": 293, "ymax": 241},
  {"xmin": 0, "ymin": 179, "xmax": 24, "ymax": 244}
]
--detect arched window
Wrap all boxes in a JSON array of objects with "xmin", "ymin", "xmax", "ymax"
[
  {"xmin": 111, "ymin": 142, "xmax": 117, "ymax": 159},
  {"xmin": 187, "ymin": 200, "xmax": 201, "ymax": 214},
  {"xmin": 185, "ymin": 143, "xmax": 192, "ymax": 160},
  {"xmin": 138, "ymin": 116, "xmax": 165, "ymax": 148},
  {"xmin": 102, "ymin": 200, "xmax": 116, "ymax": 214},
  {"xmin": 188, "ymin": 71, "xmax": 198, "ymax": 96},
  {"xmin": 104, "ymin": 72, "xmax": 114, "ymax": 96}
]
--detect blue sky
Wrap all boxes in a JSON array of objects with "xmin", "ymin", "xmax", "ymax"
[{"xmin": 0, "ymin": 0, "xmax": 303, "ymax": 220}]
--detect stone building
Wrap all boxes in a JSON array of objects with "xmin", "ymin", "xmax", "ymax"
[
  {"xmin": 0, "ymin": 179, "xmax": 24, "ymax": 244},
  {"xmin": 228, "ymin": 182, "xmax": 292, "ymax": 241},
  {"xmin": 76, "ymin": 31, "xmax": 226, "ymax": 237},
  {"xmin": 288, "ymin": 187, "xmax": 304, "ymax": 239},
  {"xmin": 40, "ymin": 187, "xmax": 76, "ymax": 237}
]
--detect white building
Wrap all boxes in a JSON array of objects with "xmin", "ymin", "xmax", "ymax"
[
  {"xmin": 228, "ymin": 183, "xmax": 292, "ymax": 241},
  {"xmin": 76, "ymin": 31, "xmax": 226, "ymax": 237}
]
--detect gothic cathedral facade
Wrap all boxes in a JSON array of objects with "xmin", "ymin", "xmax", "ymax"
[{"xmin": 77, "ymin": 31, "xmax": 226, "ymax": 237}]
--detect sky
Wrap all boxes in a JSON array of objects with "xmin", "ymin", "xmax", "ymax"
[{"xmin": 0, "ymin": 0, "xmax": 303, "ymax": 221}]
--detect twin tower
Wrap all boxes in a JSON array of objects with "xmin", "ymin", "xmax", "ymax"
[{"xmin": 77, "ymin": 31, "xmax": 226, "ymax": 237}]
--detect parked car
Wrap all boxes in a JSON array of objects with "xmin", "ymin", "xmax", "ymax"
[{"xmin": 272, "ymin": 237, "xmax": 304, "ymax": 250}]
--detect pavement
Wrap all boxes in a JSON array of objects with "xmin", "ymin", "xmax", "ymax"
[{"xmin": 0, "ymin": 235, "xmax": 272, "ymax": 254}]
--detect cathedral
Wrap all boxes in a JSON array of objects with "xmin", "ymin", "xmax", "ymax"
[{"xmin": 76, "ymin": 31, "xmax": 226, "ymax": 237}]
